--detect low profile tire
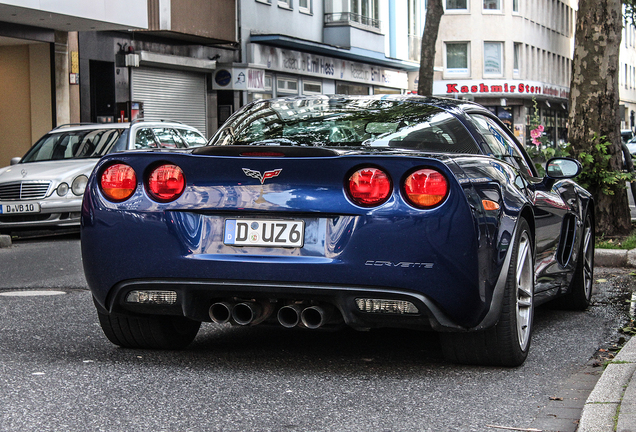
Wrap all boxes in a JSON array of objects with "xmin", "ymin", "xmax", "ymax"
[
  {"xmin": 441, "ymin": 218, "xmax": 534, "ymax": 367},
  {"xmin": 551, "ymin": 211, "xmax": 595, "ymax": 311},
  {"xmin": 97, "ymin": 311, "xmax": 201, "ymax": 350}
]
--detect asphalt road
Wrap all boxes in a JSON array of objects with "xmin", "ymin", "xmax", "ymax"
[{"xmin": 0, "ymin": 234, "xmax": 633, "ymax": 432}]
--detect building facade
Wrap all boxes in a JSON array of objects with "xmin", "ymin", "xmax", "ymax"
[
  {"xmin": 620, "ymin": 12, "xmax": 636, "ymax": 134},
  {"xmin": 431, "ymin": 0, "xmax": 577, "ymax": 147},
  {"xmin": 210, "ymin": 0, "xmax": 420, "ymax": 122},
  {"xmin": 0, "ymin": 0, "xmax": 147, "ymax": 167},
  {"xmin": 1, "ymin": 0, "xmax": 585, "ymax": 169}
]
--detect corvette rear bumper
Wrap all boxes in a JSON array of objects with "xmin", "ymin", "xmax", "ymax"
[{"xmin": 95, "ymin": 278, "xmax": 471, "ymax": 332}]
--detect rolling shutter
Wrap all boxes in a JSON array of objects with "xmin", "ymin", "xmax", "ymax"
[{"xmin": 131, "ymin": 67, "xmax": 207, "ymax": 136}]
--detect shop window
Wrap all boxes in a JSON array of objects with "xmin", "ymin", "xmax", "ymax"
[
  {"xmin": 264, "ymin": 75, "xmax": 273, "ymax": 92},
  {"xmin": 484, "ymin": 42, "xmax": 503, "ymax": 76},
  {"xmin": 302, "ymin": 81, "xmax": 322, "ymax": 95},
  {"xmin": 277, "ymin": 77, "xmax": 299, "ymax": 94},
  {"xmin": 445, "ymin": 42, "xmax": 469, "ymax": 76},
  {"xmin": 336, "ymin": 83, "xmax": 370, "ymax": 95},
  {"xmin": 374, "ymin": 87, "xmax": 401, "ymax": 95}
]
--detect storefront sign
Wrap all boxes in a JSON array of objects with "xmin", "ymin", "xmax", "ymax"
[
  {"xmin": 249, "ymin": 44, "xmax": 408, "ymax": 90},
  {"xmin": 213, "ymin": 68, "xmax": 266, "ymax": 91},
  {"xmin": 433, "ymin": 80, "xmax": 569, "ymax": 100}
]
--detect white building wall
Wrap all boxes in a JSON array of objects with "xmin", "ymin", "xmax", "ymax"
[
  {"xmin": 0, "ymin": 0, "xmax": 148, "ymax": 30},
  {"xmin": 620, "ymin": 17, "xmax": 636, "ymax": 131},
  {"xmin": 391, "ymin": 1, "xmax": 410, "ymax": 61}
]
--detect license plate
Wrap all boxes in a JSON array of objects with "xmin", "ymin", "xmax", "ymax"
[
  {"xmin": 224, "ymin": 219, "xmax": 305, "ymax": 247},
  {"xmin": 0, "ymin": 203, "xmax": 41, "ymax": 214}
]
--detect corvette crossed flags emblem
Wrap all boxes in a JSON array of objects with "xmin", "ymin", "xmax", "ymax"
[{"xmin": 242, "ymin": 168, "xmax": 282, "ymax": 184}]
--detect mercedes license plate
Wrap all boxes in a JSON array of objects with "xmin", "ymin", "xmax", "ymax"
[
  {"xmin": 224, "ymin": 219, "xmax": 304, "ymax": 247},
  {"xmin": 0, "ymin": 203, "xmax": 41, "ymax": 214}
]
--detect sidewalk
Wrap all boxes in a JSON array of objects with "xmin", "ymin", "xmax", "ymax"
[
  {"xmin": 578, "ymin": 337, "xmax": 636, "ymax": 431},
  {"xmin": 577, "ymin": 248, "xmax": 636, "ymax": 432}
]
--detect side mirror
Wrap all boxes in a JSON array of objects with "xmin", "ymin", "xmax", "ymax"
[
  {"xmin": 10, "ymin": 157, "xmax": 21, "ymax": 165},
  {"xmin": 545, "ymin": 157, "xmax": 581, "ymax": 179}
]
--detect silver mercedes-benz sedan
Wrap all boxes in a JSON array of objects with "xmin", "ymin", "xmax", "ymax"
[{"xmin": 0, "ymin": 120, "xmax": 206, "ymax": 234}]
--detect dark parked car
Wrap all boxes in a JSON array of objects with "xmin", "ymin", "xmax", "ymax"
[{"xmin": 81, "ymin": 95, "xmax": 594, "ymax": 366}]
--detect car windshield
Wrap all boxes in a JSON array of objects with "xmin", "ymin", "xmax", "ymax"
[
  {"xmin": 20, "ymin": 128, "xmax": 125, "ymax": 163},
  {"xmin": 211, "ymin": 97, "xmax": 479, "ymax": 154}
]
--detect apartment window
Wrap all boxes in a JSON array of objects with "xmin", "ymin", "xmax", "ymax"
[
  {"xmin": 513, "ymin": 43, "xmax": 521, "ymax": 76},
  {"xmin": 513, "ymin": 0, "xmax": 519, "ymax": 12},
  {"xmin": 299, "ymin": 0, "xmax": 310, "ymax": 13},
  {"xmin": 446, "ymin": 0, "xmax": 467, "ymax": 10},
  {"xmin": 483, "ymin": 0, "xmax": 501, "ymax": 10},
  {"xmin": 446, "ymin": 42, "xmax": 469, "ymax": 75},
  {"xmin": 278, "ymin": 0, "xmax": 292, "ymax": 8},
  {"xmin": 324, "ymin": 0, "xmax": 380, "ymax": 30},
  {"xmin": 277, "ymin": 77, "xmax": 299, "ymax": 94},
  {"xmin": 484, "ymin": 42, "xmax": 503, "ymax": 76}
]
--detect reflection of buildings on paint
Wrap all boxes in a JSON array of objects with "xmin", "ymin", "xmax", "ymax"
[
  {"xmin": 429, "ymin": 0, "xmax": 577, "ymax": 147},
  {"xmin": 212, "ymin": 0, "xmax": 420, "ymax": 124},
  {"xmin": 620, "ymin": 10, "xmax": 636, "ymax": 134}
]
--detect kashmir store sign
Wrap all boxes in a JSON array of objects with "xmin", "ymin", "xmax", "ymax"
[{"xmin": 433, "ymin": 80, "xmax": 569, "ymax": 99}]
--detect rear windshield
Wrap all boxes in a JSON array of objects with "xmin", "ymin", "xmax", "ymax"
[
  {"xmin": 21, "ymin": 128, "xmax": 125, "ymax": 163},
  {"xmin": 211, "ymin": 97, "xmax": 480, "ymax": 154}
]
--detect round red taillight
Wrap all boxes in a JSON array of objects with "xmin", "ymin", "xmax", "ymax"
[
  {"xmin": 403, "ymin": 168, "xmax": 449, "ymax": 209},
  {"xmin": 147, "ymin": 164, "xmax": 185, "ymax": 202},
  {"xmin": 347, "ymin": 167, "xmax": 392, "ymax": 207},
  {"xmin": 100, "ymin": 163, "xmax": 137, "ymax": 202}
]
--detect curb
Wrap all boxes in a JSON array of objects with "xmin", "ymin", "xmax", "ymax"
[
  {"xmin": 578, "ymin": 336, "xmax": 636, "ymax": 432},
  {"xmin": 595, "ymin": 248, "xmax": 636, "ymax": 268},
  {"xmin": 0, "ymin": 235, "xmax": 10, "ymax": 248}
]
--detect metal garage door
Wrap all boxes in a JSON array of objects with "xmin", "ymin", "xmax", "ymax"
[{"xmin": 131, "ymin": 67, "xmax": 207, "ymax": 136}]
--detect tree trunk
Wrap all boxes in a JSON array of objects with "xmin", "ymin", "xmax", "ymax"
[
  {"xmin": 418, "ymin": 0, "xmax": 444, "ymax": 96},
  {"xmin": 568, "ymin": 0, "xmax": 630, "ymax": 236}
]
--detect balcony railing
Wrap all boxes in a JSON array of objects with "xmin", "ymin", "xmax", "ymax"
[{"xmin": 324, "ymin": 12, "xmax": 381, "ymax": 32}]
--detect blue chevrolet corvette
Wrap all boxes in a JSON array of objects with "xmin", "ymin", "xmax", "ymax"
[{"xmin": 81, "ymin": 95, "xmax": 594, "ymax": 366}]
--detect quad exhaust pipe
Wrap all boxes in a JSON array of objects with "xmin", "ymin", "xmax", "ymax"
[
  {"xmin": 209, "ymin": 301, "xmax": 270, "ymax": 326},
  {"xmin": 300, "ymin": 305, "xmax": 335, "ymax": 329},
  {"xmin": 210, "ymin": 301, "xmax": 340, "ymax": 329},
  {"xmin": 209, "ymin": 302, "xmax": 233, "ymax": 324},
  {"xmin": 277, "ymin": 304, "xmax": 303, "ymax": 328},
  {"xmin": 278, "ymin": 304, "xmax": 339, "ymax": 329}
]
